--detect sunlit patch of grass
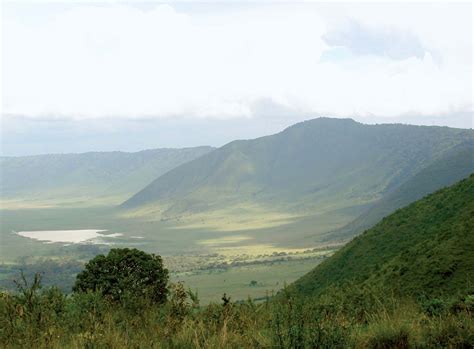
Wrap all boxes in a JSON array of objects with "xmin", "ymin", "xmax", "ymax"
[
  {"xmin": 0, "ymin": 194, "xmax": 126, "ymax": 210},
  {"xmin": 168, "ymin": 202, "xmax": 303, "ymax": 232},
  {"xmin": 213, "ymin": 244, "xmax": 335, "ymax": 259},
  {"xmin": 0, "ymin": 200, "xmax": 58, "ymax": 209},
  {"xmin": 120, "ymin": 200, "xmax": 304, "ymax": 231},
  {"xmin": 117, "ymin": 202, "xmax": 171, "ymax": 219},
  {"xmin": 198, "ymin": 235, "xmax": 253, "ymax": 246}
]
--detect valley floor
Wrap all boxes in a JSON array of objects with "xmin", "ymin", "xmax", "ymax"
[{"xmin": 0, "ymin": 202, "xmax": 343, "ymax": 302}]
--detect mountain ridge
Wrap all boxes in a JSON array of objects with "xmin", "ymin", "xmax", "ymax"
[
  {"xmin": 121, "ymin": 118, "xmax": 473, "ymax": 226},
  {"xmin": 0, "ymin": 146, "xmax": 215, "ymax": 205}
]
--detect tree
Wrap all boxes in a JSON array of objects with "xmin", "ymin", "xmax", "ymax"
[{"xmin": 73, "ymin": 248, "xmax": 169, "ymax": 303}]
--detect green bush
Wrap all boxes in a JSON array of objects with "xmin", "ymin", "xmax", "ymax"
[
  {"xmin": 423, "ymin": 298, "xmax": 446, "ymax": 317},
  {"xmin": 73, "ymin": 248, "xmax": 169, "ymax": 304}
]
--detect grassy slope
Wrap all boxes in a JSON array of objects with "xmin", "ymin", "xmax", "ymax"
[
  {"xmin": 0, "ymin": 147, "xmax": 213, "ymax": 205},
  {"xmin": 122, "ymin": 118, "xmax": 472, "ymax": 220},
  {"xmin": 323, "ymin": 141, "xmax": 474, "ymax": 241},
  {"xmin": 293, "ymin": 174, "xmax": 474, "ymax": 298}
]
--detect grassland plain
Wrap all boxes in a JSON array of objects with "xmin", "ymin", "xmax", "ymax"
[
  {"xmin": 0, "ymin": 201, "xmax": 340, "ymax": 302},
  {"xmin": 0, "ymin": 200, "xmax": 351, "ymax": 259},
  {"xmin": 172, "ymin": 258, "xmax": 329, "ymax": 304}
]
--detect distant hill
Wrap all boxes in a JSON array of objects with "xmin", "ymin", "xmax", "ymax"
[
  {"xmin": 122, "ymin": 118, "xmax": 472, "ymax": 222},
  {"xmin": 0, "ymin": 147, "xmax": 214, "ymax": 205},
  {"xmin": 292, "ymin": 174, "xmax": 474, "ymax": 298}
]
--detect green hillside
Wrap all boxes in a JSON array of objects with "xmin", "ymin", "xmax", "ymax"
[
  {"xmin": 293, "ymin": 174, "xmax": 474, "ymax": 298},
  {"xmin": 122, "ymin": 118, "xmax": 472, "ymax": 214},
  {"xmin": 323, "ymin": 141, "xmax": 474, "ymax": 241},
  {"xmin": 0, "ymin": 146, "xmax": 213, "ymax": 206}
]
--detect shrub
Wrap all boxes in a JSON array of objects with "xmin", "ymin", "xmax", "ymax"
[
  {"xmin": 0, "ymin": 272, "xmax": 67, "ymax": 347},
  {"xmin": 423, "ymin": 298, "xmax": 446, "ymax": 317}
]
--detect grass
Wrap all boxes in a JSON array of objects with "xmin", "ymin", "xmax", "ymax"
[
  {"xmin": 1, "ymin": 274, "xmax": 472, "ymax": 348},
  {"xmin": 166, "ymin": 203, "xmax": 302, "ymax": 232},
  {"xmin": 0, "ymin": 195, "xmax": 350, "ymax": 303},
  {"xmin": 0, "ymin": 195, "xmax": 357, "ymax": 262},
  {"xmin": 172, "ymin": 258, "xmax": 325, "ymax": 304}
]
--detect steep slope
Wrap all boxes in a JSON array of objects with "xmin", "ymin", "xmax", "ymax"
[
  {"xmin": 122, "ymin": 118, "xmax": 472, "ymax": 220},
  {"xmin": 322, "ymin": 141, "xmax": 474, "ymax": 241},
  {"xmin": 0, "ymin": 147, "xmax": 213, "ymax": 205},
  {"xmin": 293, "ymin": 174, "xmax": 474, "ymax": 298}
]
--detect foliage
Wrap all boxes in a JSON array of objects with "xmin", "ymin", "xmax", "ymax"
[
  {"xmin": 1, "ymin": 274, "xmax": 472, "ymax": 348},
  {"xmin": 73, "ymin": 248, "xmax": 169, "ymax": 304}
]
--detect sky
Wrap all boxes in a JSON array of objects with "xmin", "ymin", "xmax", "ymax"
[{"xmin": 1, "ymin": 1, "xmax": 473, "ymax": 156}]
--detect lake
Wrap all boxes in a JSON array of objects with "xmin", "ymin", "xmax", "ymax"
[{"xmin": 16, "ymin": 229, "xmax": 122, "ymax": 244}]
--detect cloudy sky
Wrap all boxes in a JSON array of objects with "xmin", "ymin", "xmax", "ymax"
[{"xmin": 1, "ymin": 1, "xmax": 473, "ymax": 156}]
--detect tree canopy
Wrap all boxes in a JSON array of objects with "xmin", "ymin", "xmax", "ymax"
[{"xmin": 73, "ymin": 248, "xmax": 169, "ymax": 303}]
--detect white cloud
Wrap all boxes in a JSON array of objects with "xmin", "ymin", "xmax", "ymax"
[
  {"xmin": 1, "ymin": 2, "xmax": 472, "ymax": 121},
  {"xmin": 323, "ymin": 20, "xmax": 425, "ymax": 60}
]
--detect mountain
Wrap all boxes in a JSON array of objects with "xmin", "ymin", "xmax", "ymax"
[
  {"xmin": 0, "ymin": 147, "xmax": 214, "ymax": 206},
  {"xmin": 292, "ymin": 174, "xmax": 474, "ymax": 298},
  {"xmin": 321, "ymin": 141, "xmax": 474, "ymax": 241},
  {"xmin": 122, "ymin": 118, "xmax": 472, "ymax": 223}
]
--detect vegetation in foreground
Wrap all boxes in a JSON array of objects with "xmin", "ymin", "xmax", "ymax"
[{"xmin": 1, "ymin": 272, "xmax": 473, "ymax": 348}]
